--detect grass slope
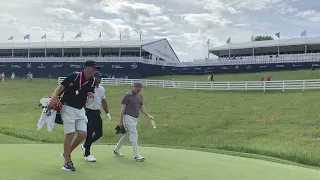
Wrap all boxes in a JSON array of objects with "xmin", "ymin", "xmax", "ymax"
[
  {"xmin": 0, "ymin": 144, "xmax": 319, "ymax": 180},
  {"xmin": 147, "ymin": 69, "xmax": 320, "ymax": 81},
  {"xmin": 1, "ymin": 71, "xmax": 320, "ymax": 168}
]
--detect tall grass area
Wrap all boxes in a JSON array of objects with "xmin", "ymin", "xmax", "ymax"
[
  {"xmin": 0, "ymin": 72, "xmax": 320, "ymax": 167},
  {"xmin": 147, "ymin": 69, "xmax": 320, "ymax": 81}
]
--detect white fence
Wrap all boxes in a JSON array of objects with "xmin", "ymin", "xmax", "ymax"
[{"xmin": 58, "ymin": 77, "xmax": 320, "ymax": 92}]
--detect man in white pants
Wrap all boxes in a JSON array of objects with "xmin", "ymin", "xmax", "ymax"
[{"xmin": 113, "ymin": 82, "xmax": 154, "ymax": 162}]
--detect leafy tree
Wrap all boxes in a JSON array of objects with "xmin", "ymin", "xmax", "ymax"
[{"xmin": 254, "ymin": 36, "xmax": 274, "ymax": 41}]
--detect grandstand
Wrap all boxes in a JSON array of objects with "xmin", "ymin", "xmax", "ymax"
[{"xmin": 0, "ymin": 36, "xmax": 320, "ymax": 78}]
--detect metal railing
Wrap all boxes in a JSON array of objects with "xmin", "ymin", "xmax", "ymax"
[{"xmin": 58, "ymin": 77, "xmax": 320, "ymax": 92}]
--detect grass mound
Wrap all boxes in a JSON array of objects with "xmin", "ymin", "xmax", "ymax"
[{"xmin": 1, "ymin": 70, "xmax": 320, "ymax": 168}]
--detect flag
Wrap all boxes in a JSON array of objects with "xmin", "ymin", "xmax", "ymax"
[
  {"xmin": 226, "ymin": 37, "xmax": 231, "ymax": 44},
  {"xmin": 8, "ymin": 36, "xmax": 13, "ymax": 40},
  {"xmin": 301, "ymin": 30, "xmax": 307, "ymax": 37},
  {"xmin": 24, "ymin": 34, "xmax": 30, "ymax": 40},
  {"xmin": 251, "ymin": 34, "xmax": 255, "ymax": 42},
  {"xmin": 41, "ymin": 34, "xmax": 46, "ymax": 39},
  {"xmin": 120, "ymin": 31, "xmax": 122, "ymax": 40},
  {"xmin": 61, "ymin": 33, "xmax": 64, "ymax": 41},
  {"xmin": 75, "ymin": 32, "xmax": 81, "ymax": 39},
  {"xmin": 275, "ymin": 32, "xmax": 280, "ymax": 38},
  {"xmin": 207, "ymin": 38, "xmax": 210, "ymax": 45},
  {"xmin": 140, "ymin": 31, "xmax": 142, "ymax": 40},
  {"xmin": 98, "ymin": 32, "xmax": 101, "ymax": 39}
]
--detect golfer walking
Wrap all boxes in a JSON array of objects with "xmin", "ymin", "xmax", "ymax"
[
  {"xmin": 48, "ymin": 60, "xmax": 98, "ymax": 172},
  {"xmin": 81, "ymin": 71, "xmax": 112, "ymax": 162},
  {"xmin": 113, "ymin": 82, "xmax": 154, "ymax": 162}
]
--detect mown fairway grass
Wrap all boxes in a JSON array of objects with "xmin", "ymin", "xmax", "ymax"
[
  {"xmin": 0, "ymin": 70, "xmax": 320, "ymax": 171},
  {"xmin": 1, "ymin": 144, "xmax": 320, "ymax": 180}
]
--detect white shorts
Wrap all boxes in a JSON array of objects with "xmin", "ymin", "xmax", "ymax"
[{"xmin": 60, "ymin": 105, "xmax": 88, "ymax": 134}]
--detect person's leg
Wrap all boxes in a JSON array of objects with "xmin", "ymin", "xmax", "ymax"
[
  {"xmin": 91, "ymin": 112, "xmax": 103, "ymax": 143},
  {"xmin": 70, "ymin": 108, "xmax": 88, "ymax": 153},
  {"xmin": 61, "ymin": 106, "xmax": 77, "ymax": 171},
  {"xmin": 82, "ymin": 110, "xmax": 95, "ymax": 157},
  {"xmin": 114, "ymin": 133, "xmax": 128, "ymax": 155},
  {"xmin": 125, "ymin": 116, "xmax": 140, "ymax": 158}
]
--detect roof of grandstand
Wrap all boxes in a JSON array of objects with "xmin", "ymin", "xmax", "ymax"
[
  {"xmin": 210, "ymin": 36, "xmax": 320, "ymax": 51},
  {"xmin": 0, "ymin": 38, "xmax": 164, "ymax": 49}
]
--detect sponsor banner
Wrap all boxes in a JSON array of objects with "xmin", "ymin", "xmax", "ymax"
[{"xmin": 38, "ymin": 63, "xmax": 46, "ymax": 69}]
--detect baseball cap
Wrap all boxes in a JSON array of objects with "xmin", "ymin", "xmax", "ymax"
[
  {"xmin": 94, "ymin": 71, "xmax": 102, "ymax": 77},
  {"xmin": 134, "ymin": 82, "xmax": 143, "ymax": 90},
  {"xmin": 84, "ymin": 60, "xmax": 100, "ymax": 69}
]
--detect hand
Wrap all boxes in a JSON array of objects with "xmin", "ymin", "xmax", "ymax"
[
  {"xmin": 87, "ymin": 92, "xmax": 94, "ymax": 98},
  {"xmin": 106, "ymin": 113, "xmax": 111, "ymax": 121},
  {"xmin": 148, "ymin": 115, "xmax": 154, "ymax": 120},
  {"xmin": 118, "ymin": 121, "xmax": 123, "ymax": 127},
  {"xmin": 48, "ymin": 96, "xmax": 58, "ymax": 109}
]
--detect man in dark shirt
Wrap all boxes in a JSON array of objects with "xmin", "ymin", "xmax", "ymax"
[
  {"xmin": 113, "ymin": 82, "xmax": 154, "ymax": 162},
  {"xmin": 48, "ymin": 60, "xmax": 98, "ymax": 172}
]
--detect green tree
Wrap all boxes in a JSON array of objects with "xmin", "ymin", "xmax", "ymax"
[{"xmin": 254, "ymin": 35, "xmax": 274, "ymax": 41}]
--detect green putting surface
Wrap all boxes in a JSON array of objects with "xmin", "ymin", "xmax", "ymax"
[{"xmin": 0, "ymin": 144, "xmax": 319, "ymax": 180}]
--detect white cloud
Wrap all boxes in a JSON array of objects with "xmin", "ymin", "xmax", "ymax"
[
  {"xmin": 0, "ymin": 0, "xmax": 319, "ymax": 61},
  {"xmin": 181, "ymin": 13, "xmax": 232, "ymax": 28},
  {"xmin": 295, "ymin": 10, "xmax": 320, "ymax": 22},
  {"xmin": 43, "ymin": 7, "xmax": 84, "ymax": 21}
]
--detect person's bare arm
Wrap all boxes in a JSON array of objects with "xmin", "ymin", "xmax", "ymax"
[
  {"xmin": 141, "ymin": 105, "xmax": 153, "ymax": 120},
  {"xmin": 48, "ymin": 85, "xmax": 65, "ymax": 108},
  {"xmin": 101, "ymin": 99, "xmax": 109, "ymax": 113},
  {"xmin": 119, "ymin": 104, "xmax": 126, "ymax": 126}
]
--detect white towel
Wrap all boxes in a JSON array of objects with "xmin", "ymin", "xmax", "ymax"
[{"xmin": 37, "ymin": 98, "xmax": 57, "ymax": 132}]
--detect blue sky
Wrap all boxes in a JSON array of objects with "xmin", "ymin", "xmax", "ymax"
[{"xmin": 0, "ymin": 0, "xmax": 319, "ymax": 61}]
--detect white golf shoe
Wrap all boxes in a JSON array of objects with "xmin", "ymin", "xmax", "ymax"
[
  {"xmin": 113, "ymin": 150, "xmax": 124, "ymax": 157},
  {"xmin": 85, "ymin": 155, "xmax": 96, "ymax": 162},
  {"xmin": 135, "ymin": 156, "xmax": 145, "ymax": 162}
]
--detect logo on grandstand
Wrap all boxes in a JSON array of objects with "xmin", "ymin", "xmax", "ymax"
[
  {"xmin": 195, "ymin": 68, "xmax": 201, "ymax": 70},
  {"xmin": 52, "ymin": 64, "xmax": 63, "ymax": 68},
  {"xmin": 293, "ymin": 64, "xmax": 302, "ymax": 67},
  {"xmin": 182, "ymin": 68, "xmax": 189, "ymax": 70},
  {"xmin": 111, "ymin": 65, "xmax": 123, "ymax": 69},
  {"xmin": 221, "ymin": 67, "xmax": 228, "ymax": 70},
  {"xmin": 11, "ymin": 65, "xmax": 21, "ymax": 68},
  {"xmin": 260, "ymin": 65, "xmax": 267, "ymax": 68},
  {"xmin": 235, "ymin": 66, "xmax": 239, "ymax": 69},
  {"xmin": 246, "ymin": 65, "xmax": 252, "ymax": 69},
  {"xmin": 70, "ymin": 64, "xmax": 82, "ymax": 68},
  {"xmin": 162, "ymin": 66, "xmax": 165, "ymax": 70},
  {"xmin": 312, "ymin": 64, "xmax": 320, "ymax": 67},
  {"xmin": 207, "ymin": 67, "xmax": 215, "ymax": 70},
  {"xmin": 172, "ymin": 68, "xmax": 177, "ymax": 71},
  {"xmin": 0, "ymin": 64, "xmax": 5, "ymax": 67},
  {"xmin": 131, "ymin": 63, "xmax": 137, "ymax": 69},
  {"xmin": 276, "ymin": 64, "xmax": 284, "ymax": 68},
  {"xmin": 38, "ymin": 63, "xmax": 46, "ymax": 69},
  {"xmin": 27, "ymin": 63, "xmax": 31, "ymax": 68}
]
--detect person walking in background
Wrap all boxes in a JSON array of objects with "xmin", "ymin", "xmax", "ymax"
[
  {"xmin": 113, "ymin": 82, "xmax": 154, "ymax": 162},
  {"xmin": 48, "ymin": 60, "xmax": 98, "ymax": 172},
  {"xmin": 81, "ymin": 71, "xmax": 112, "ymax": 162},
  {"xmin": 311, "ymin": 66, "xmax": 315, "ymax": 74}
]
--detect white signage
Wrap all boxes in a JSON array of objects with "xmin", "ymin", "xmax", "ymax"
[{"xmin": 142, "ymin": 39, "xmax": 179, "ymax": 62}]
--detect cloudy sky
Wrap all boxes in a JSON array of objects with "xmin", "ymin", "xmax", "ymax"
[{"xmin": 0, "ymin": 0, "xmax": 319, "ymax": 61}]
